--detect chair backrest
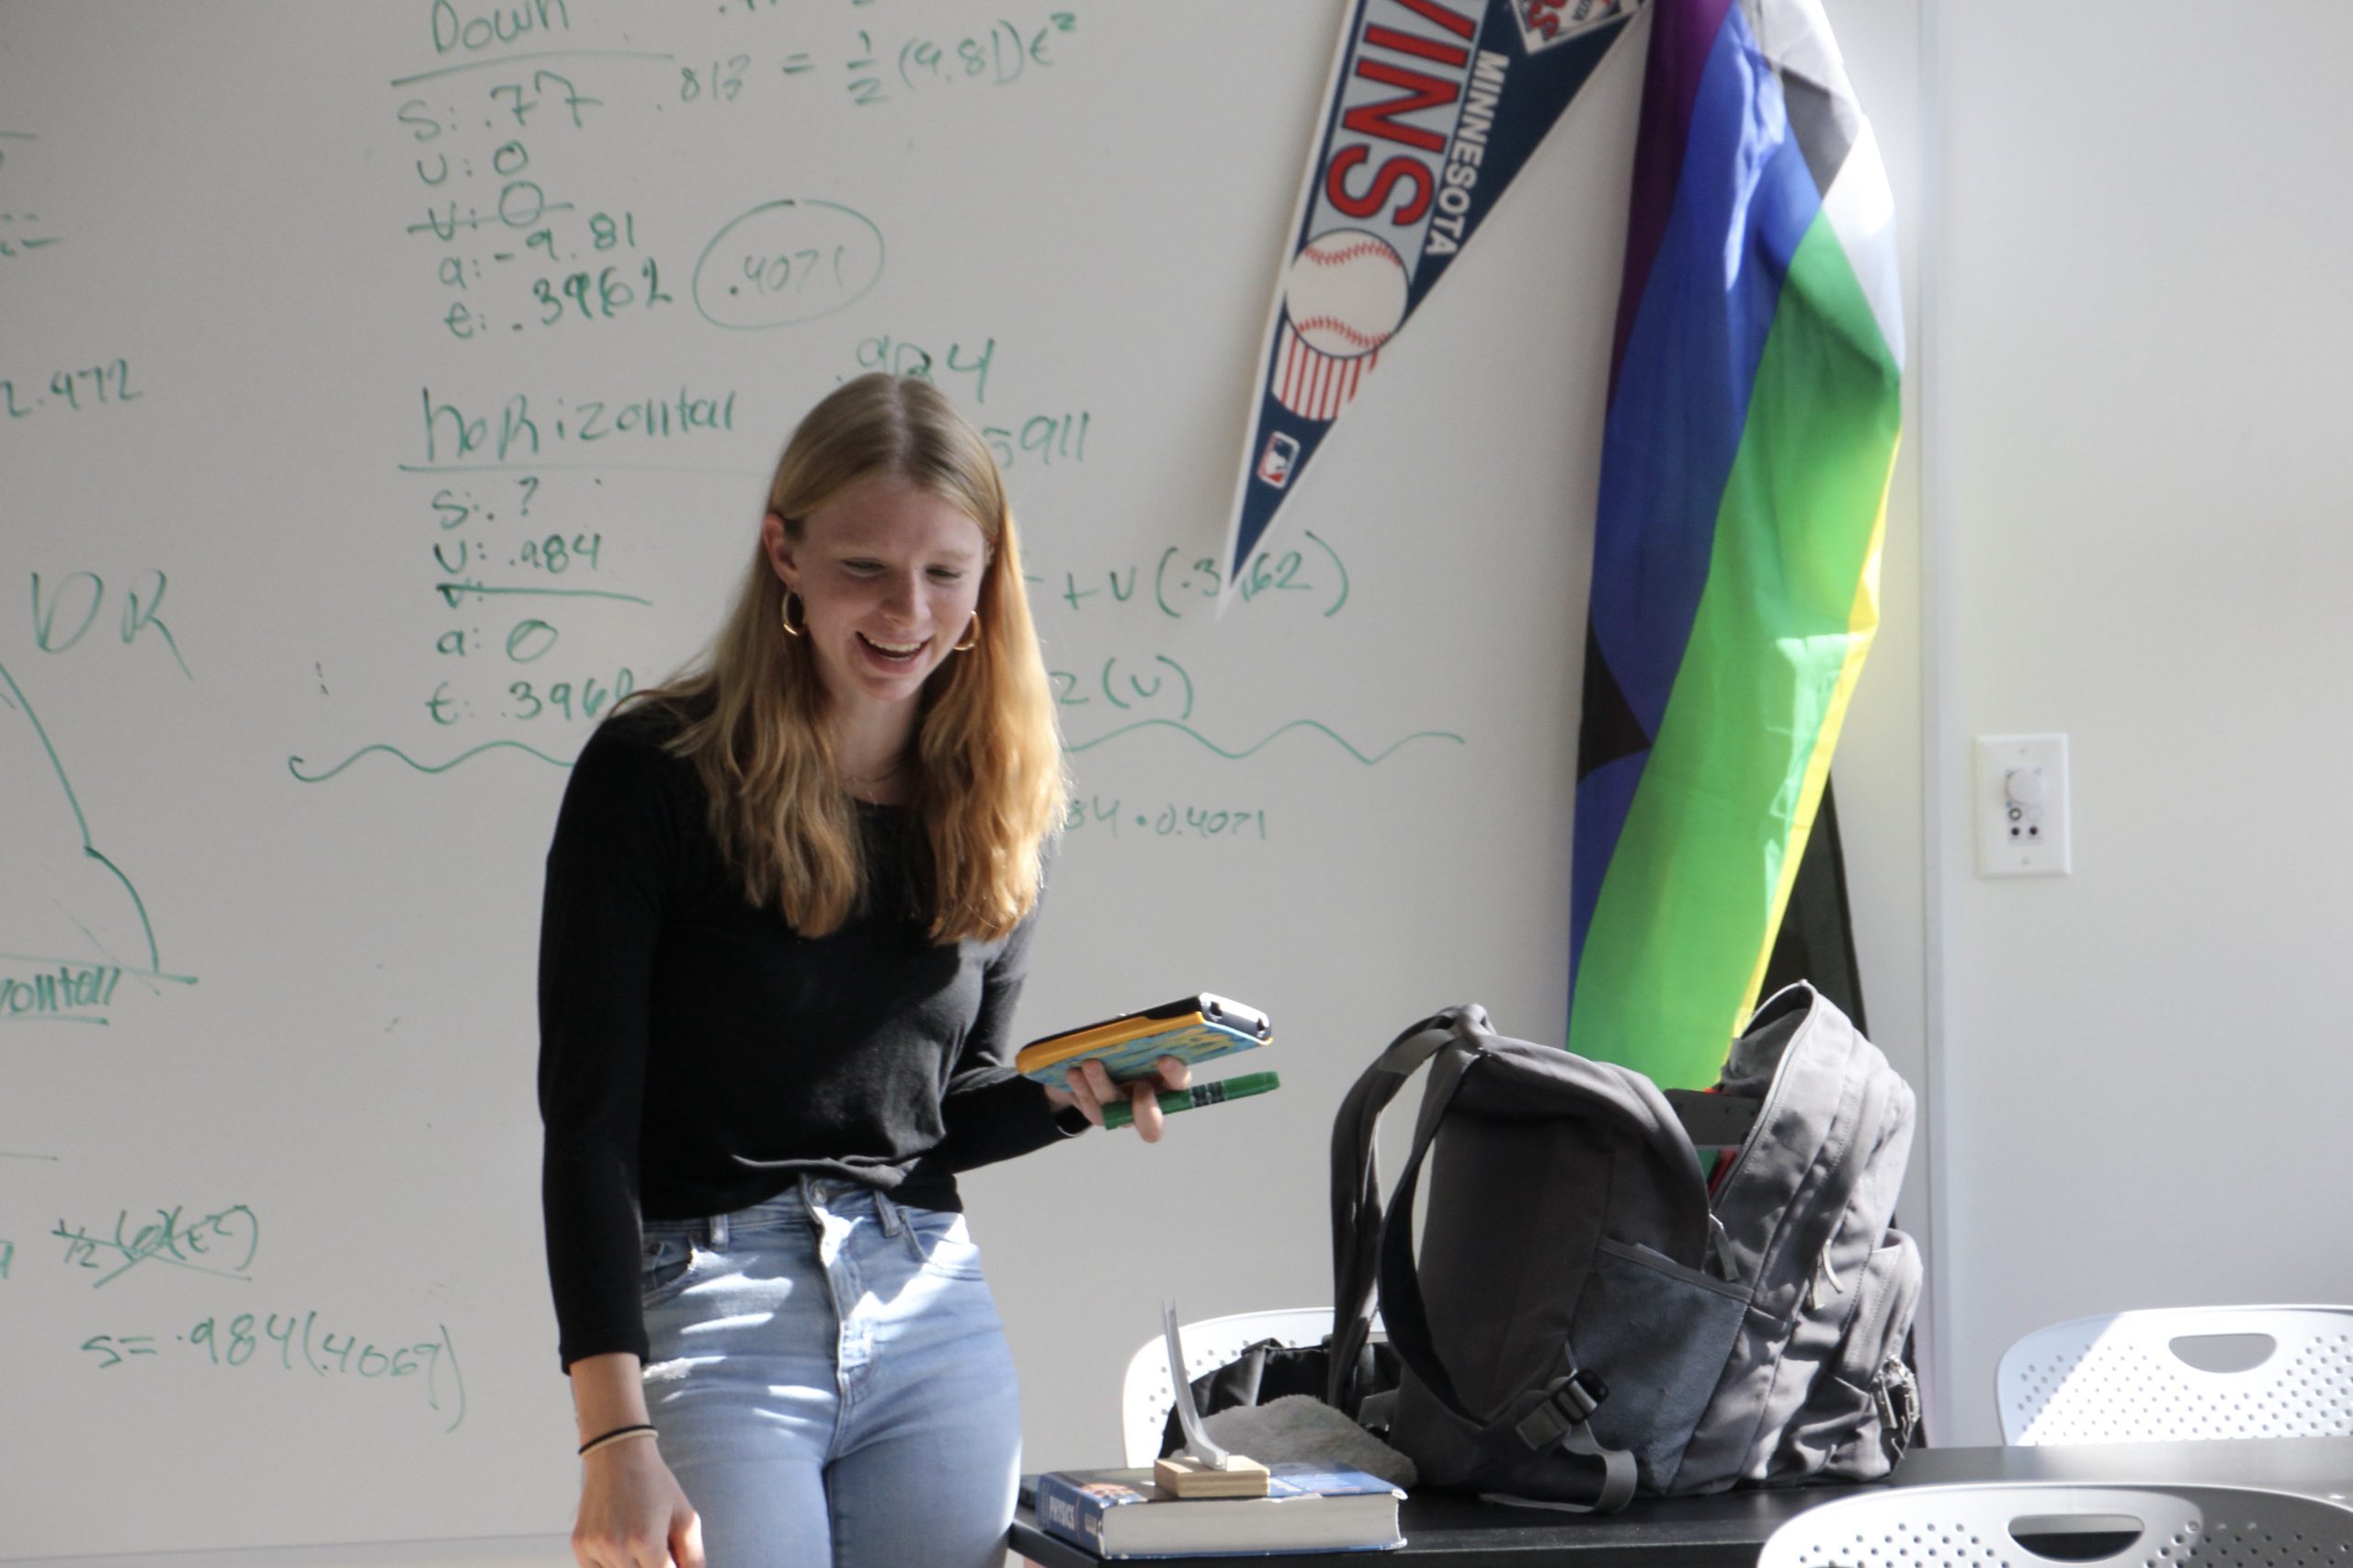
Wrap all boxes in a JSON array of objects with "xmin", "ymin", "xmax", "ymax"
[
  {"xmin": 1995, "ymin": 1304, "xmax": 2353, "ymax": 1445},
  {"xmin": 1758, "ymin": 1481, "xmax": 2353, "ymax": 1568},
  {"xmin": 1118, "ymin": 1308, "xmax": 1337, "ymax": 1466}
]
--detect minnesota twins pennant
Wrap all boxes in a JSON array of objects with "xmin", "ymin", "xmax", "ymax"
[{"xmin": 1222, "ymin": 0, "xmax": 1642, "ymax": 598}]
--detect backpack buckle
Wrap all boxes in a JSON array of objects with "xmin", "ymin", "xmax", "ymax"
[
  {"xmin": 1874, "ymin": 1357, "xmax": 1921, "ymax": 1446},
  {"xmin": 1512, "ymin": 1368, "xmax": 1609, "ymax": 1449}
]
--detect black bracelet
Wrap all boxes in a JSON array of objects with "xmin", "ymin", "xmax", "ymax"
[{"xmin": 577, "ymin": 1422, "xmax": 657, "ymax": 1457}]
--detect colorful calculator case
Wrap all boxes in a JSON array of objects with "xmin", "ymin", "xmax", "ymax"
[{"xmin": 1015, "ymin": 994, "xmax": 1271, "ymax": 1085}]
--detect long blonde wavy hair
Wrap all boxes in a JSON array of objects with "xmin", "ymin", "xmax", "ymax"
[{"xmin": 629, "ymin": 373, "xmax": 1064, "ymax": 942}]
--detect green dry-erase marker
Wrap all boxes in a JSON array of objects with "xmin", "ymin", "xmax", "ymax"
[{"xmin": 1102, "ymin": 1070, "xmax": 1282, "ymax": 1131}]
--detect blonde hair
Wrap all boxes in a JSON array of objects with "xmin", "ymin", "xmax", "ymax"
[{"xmin": 629, "ymin": 373, "xmax": 1064, "ymax": 942}]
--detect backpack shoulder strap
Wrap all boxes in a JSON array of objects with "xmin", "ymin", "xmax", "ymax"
[
  {"xmin": 1373, "ymin": 1044, "xmax": 1638, "ymax": 1512},
  {"xmin": 1326, "ymin": 1006, "xmax": 1477, "ymax": 1413}
]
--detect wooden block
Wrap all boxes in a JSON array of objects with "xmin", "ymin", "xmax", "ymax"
[{"xmin": 1154, "ymin": 1453, "xmax": 1271, "ymax": 1498}]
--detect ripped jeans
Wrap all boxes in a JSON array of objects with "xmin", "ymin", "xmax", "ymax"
[{"xmin": 638, "ymin": 1177, "xmax": 1021, "ymax": 1568}]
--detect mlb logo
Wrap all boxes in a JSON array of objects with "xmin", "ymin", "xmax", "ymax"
[
  {"xmin": 1513, "ymin": 0, "xmax": 1627, "ymax": 52},
  {"xmin": 1256, "ymin": 431, "xmax": 1301, "ymax": 488}
]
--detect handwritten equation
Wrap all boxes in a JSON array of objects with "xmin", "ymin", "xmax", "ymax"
[
  {"xmin": 675, "ymin": 12, "xmax": 1078, "ymax": 110},
  {"xmin": 395, "ymin": 57, "xmax": 670, "ymax": 343},
  {"xmin": 391, "ymin": 9, "xmax": 1083, "ymax": 340},
  {"xmin": 1046, "ymin": 649, "xmax": 1465, "ymax": 768},
  {"xmin": 51, "ymin": 1202, "xmax": 258, "ymax": 1290},
  {"xmin": 19, "ymin": 1195, "xmax": 468, "ymax": 1430},
  {"xmin": 303, "ymin": 330, "xmax": 1095, "ymax": 779},
  {"xmin": 79, "ymin": 1312, "xmax": 467, "ymax": 1432},
  {"xmin": 386, "ymin": 387, "xmax": 735, "ymax": 751},
  {"xmin": 1029, "ymin": 533, "xmax": 1351, "ymax": 622},
  {"xmin": 1063, "ymin": 795, "xmax": 1270, "ymax": 843}
]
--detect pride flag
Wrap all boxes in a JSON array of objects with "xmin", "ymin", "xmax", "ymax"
[{"xmin": 1566, "ymin": 0, "xmax": 1903, "ymax": 1086}]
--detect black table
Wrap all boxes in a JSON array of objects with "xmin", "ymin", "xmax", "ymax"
[{"xmin": 1009, "ymin": 1438, "xmax": 2353, "ymax": 1567}]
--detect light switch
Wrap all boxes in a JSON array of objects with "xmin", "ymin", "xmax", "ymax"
[{"xmin": 1977, "ymin": 734, "xmax": 2070, "ymax": 877}]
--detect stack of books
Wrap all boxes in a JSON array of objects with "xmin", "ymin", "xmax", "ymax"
[{"xmin": 1031, "ymin": 1462, "xmax": 1404, "ymax": 1558}]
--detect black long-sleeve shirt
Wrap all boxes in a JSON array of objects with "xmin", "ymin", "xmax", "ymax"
[{"xmin": 537, "ymin": 705, "xmax": 1073, "ymax": 1369}]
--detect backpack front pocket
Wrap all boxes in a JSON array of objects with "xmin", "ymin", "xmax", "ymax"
[
  {"xmin": 1570, "ymin": 1239, "xmax": 1748, "ymax": 1488},
  {"xmin": 1768, "ymin": 1228, "xmax": 1922, "ymax": 1482}
]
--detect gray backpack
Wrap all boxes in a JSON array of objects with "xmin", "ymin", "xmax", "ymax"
[{"xmin": 1327, "ymin": 982, "xmax": 1921, "ymax": 1511}]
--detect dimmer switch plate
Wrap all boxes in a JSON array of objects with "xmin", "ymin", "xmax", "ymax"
[{"xmin": 1977, "ymin": 733, "xmax": 2070, "ymax": 877}]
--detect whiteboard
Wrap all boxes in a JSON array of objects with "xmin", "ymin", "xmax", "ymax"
[{"xmin": 0, "ymin": 0, "xmax": 1651, "ymax": 1555}]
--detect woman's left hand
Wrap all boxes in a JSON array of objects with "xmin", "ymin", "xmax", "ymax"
[{"xmin": 1045, "ymin": 1054, "xmax": 1192, "ymax": 1142}]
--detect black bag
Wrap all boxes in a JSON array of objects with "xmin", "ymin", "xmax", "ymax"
[
  {"xmin": 1326, "ymin": 988, "xmax": 1922, "ymax": 1510},
  {"xmin": 1157, "ymin": 1336, "xmax": 1402, "ymax": 1459}
]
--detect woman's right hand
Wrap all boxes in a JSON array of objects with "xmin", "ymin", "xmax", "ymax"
[{"xmin": 573, "ymin": 1438, "xmax": 703, "ymax": 1568}]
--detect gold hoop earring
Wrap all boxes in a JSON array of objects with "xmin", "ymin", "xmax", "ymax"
[
  {"xmin": 951, "ymin": 611, "xmax": 980, "ymax": 653},
  {"xmin": 779, "ymin": 591, "xmax": 805, "ymax": 638}
]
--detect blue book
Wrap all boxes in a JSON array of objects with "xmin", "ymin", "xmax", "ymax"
[{"xmin": 1032, "ymin": 1462, "xmax": 1404, "ymax": 1558}]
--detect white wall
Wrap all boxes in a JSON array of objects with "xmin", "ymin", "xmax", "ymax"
[
  {"xmin": 1811, "ymin": 0, "xmax": 1927, "ymax": 1305},
  {"xmin": 1921, "ymin": 0, "xmax": 2353, "ymax": 1441}
]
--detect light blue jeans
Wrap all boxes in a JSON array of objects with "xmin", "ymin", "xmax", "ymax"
[{"xmin": 638, "ymin": 1177, "xmax": 1022, "ymax": 1568}]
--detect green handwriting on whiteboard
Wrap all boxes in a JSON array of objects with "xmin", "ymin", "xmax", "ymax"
[
  {"xmin": 51, "ymin": 1203, "xmax": 258, "ymax": 1290},
  {"xmin": 0, "ymin": 133, "xmax": 64, "ymax": 258},
  {"xmin": 680, "ymin": 12, "xmax": 1078, "ymax": 108},
  {"xmin": 421, "ymin": 668, "xmax": 637, "ymax": 726},
  {"xmin": 1028, "ymin": 532, "xmax": 1350, "ymax": 620},
  {"xmin": 1049, "ymin": 655, "xmax": 1193, "ymax": 721},
  {"xmin": 694, "ymin": 199, "xmax": 884, "ymax": 329},
  {"xmin": 979, "ymin": 411, "xmax": 1087, "ymax": 472},
  {"xmin": 415, "ymin": 386, "xmax": 738, "ymax": 466},
  {"xmin": 81, "ymin": 1312, "xmax": 467, "ymax": 1432},
  {"xmin": 522, "ymin": 258, "xmax": 676, "ymax": 331},
  {"xmin": 1063, "ymin": 796, "xmax": 1269, "ymax": 843},
  {"xmin": 287, "ymin": 738, "xmax": 574, "ymax": 783},
  {"xmin": 2, "ymin": 358, "xmax": 137, "ymax": 419},
  {"xmin": 433, "ymin": 581, "xmax": 648, "ymax": 608},
  {"xmin": 855, "ymin": 334, "xmax": 995, "ymax": 403},
  {"xmin": 0, "ymin": 658, "xmax": 194, "ymax": 993},
  {"xmin": 0, "ymin": 963, "xmax": 122, "ymax": 1026},
  {"xmin": 430, "ymin": 529, "xmax": 606, "ymax": 578},
  {"xmin": 886, "ymin": 15, "xmax": 1080, "ymax": 97},
  {"xmin": 428, "ymin": 0, "xmax": 574, "ymax": 59},
  {"xmin": 1065, "ymin": 718, "xmax": 1464, "ymax": 767},
  {"xmin": 31, "ymin": 570, "xmax": 191, "ymax": 678}
]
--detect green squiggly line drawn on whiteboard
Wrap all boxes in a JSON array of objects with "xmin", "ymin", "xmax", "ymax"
[
  {"xmin": 0, "ymin": 657, "xmax": 188, "ymax": 984},
  {"xmin": 1063, "ymin": 718, "xmax": 1464, "ymax": 766},
  {"xmin": 287, "ymin": 740, "xmax": 576, "ymax": 784}
]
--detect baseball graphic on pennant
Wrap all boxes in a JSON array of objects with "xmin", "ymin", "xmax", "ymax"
[{"xmin": 1282, "ymin": 229, "xmax": 1410, "ymax": 359}]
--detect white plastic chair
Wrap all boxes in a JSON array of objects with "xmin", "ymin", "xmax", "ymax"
[
  {"xmin": 1995, "ymin": 1304, "xmax": 2353, "ymax": 1445},
  {"xmin": 1757, "ymin": 1481, "xmax": 2353, "ymax": 1568},
  {"xmin": 1120, "ymin": 1308, "xmax": 1371, "ymax": 1466}
]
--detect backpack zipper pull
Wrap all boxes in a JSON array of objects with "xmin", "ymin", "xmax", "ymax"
[
  {"xmin": 1809, "ymin": 1233, "xmax": 1844, "ymax": 1309},
  {"xmin": 1706, "ymin": 1213, "xmax": 1738, "ymax": 1280}
]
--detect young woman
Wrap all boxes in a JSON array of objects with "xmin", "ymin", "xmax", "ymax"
[{"xmin": 538, "ymin": 373, "xmax": 1188, "ymax": 1568}]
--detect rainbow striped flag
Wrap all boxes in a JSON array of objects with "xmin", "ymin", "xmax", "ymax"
[{"xmin": 1566, "ymin": 0, "xmax": 1903, "ymax": 1087}]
